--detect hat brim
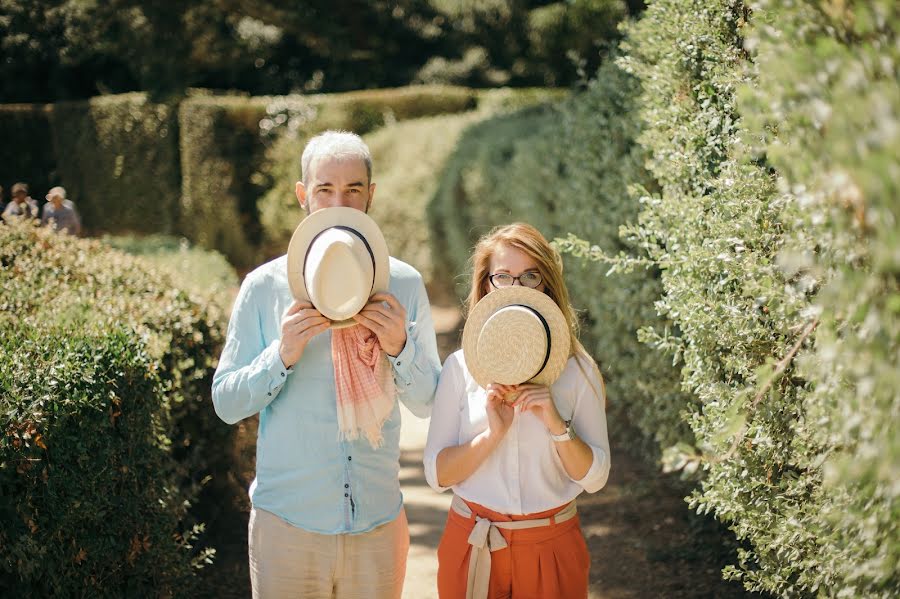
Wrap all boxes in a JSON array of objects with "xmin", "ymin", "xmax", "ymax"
[
  {"xmin": 286, "ymin": 207, "xmax": 390, "ymax": 329},
  {"xmin": 462, "ymin": 286, "xmax": 571, "ymax": 388}
]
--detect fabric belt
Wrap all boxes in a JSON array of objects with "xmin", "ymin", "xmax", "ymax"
[{"xmin": 450, "ymin": 495, "xmax": 577, "ymax": 599}]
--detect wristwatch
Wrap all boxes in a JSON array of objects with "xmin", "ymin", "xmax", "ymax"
[{"xmin": 550, "ymin": 420, "xmax": 576, "ymax": 442}]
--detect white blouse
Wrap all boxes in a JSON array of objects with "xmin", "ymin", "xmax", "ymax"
[{"xmin": 423, "ymin": 349, "xmax": 611, "ymax": 515}]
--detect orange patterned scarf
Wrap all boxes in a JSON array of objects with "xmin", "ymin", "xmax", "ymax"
[{"xmin": 331, "ymin": 325, "xmax": 397, "ymax": 448}]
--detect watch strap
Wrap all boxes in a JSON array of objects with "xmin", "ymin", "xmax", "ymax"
[{"xmin": 550, "ymin": 420, "xmax": 575, "ymax": 442}]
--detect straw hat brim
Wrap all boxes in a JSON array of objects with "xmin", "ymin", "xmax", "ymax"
[
  {"xmin": 462, "ymin": 286, "xmax": 571, "ymax": 389},
  {"xmin": 286, "ymin": 207, "xmax": 390, "ymax": 329}
]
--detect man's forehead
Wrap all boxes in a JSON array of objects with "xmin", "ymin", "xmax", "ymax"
[{"xmin": 308, "ymin": 155, "xmax": 368, "ymax": 183}]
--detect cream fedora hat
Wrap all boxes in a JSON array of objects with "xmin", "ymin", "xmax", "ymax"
[
  {"xmin": 462, "ymin": 286, "xmax": 571, "ymax": 388},
  {"xmin": 286, "ymin": 207, "xmax": 390, "ymax": 328}
]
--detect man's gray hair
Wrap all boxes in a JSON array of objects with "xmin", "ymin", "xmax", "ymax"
[{"xmin": 300, "ymin": 130, "xmax": 372, "ymax": 186}]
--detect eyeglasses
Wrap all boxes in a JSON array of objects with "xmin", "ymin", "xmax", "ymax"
[{"xmin": 488, "ymin": 271, "xmax": 543, "ymax": 289}]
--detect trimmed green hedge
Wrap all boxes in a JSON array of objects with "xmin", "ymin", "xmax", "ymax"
[
  {"xmin": 737, "ymin": 1, "xmax": 899, "ymax": 594},
  {"xmin": 0, "ymin": 94, "xmax": 180, "ymax": 235},
  {"xmin": 52, "ymin": 94, "xmax": 181, "ymax": 235},
  {"xmin": 0, "ymin": 328, "xmax": 199, "ymax": 597},
  {"xmin": 180, "ymin": 85, "xmax": 480, "ymax": 268},
  {"xmin": 430, "ymin": 0, "xmax": 899, "ymax": 596},
  {"xmin": 1, "ymin": 85, "xmax": 559, "ymax": 272},
  {"xmin": 258, "ymin": 87, "xmax": 565, "ymax": 283},
  {"xmin": 101, "ymin": 233, "xmax": 238, "ymax": 295},
  {"xmin": 0, "ymin": 222, "xmax": 230, "ymax": 596},
  {"xmin": 604, "ymin": 0, "xmax": 899, "ymax": 595},
  {"xmin": 0, "ymin": 104, "xmax": 55, "ymax": 199}
]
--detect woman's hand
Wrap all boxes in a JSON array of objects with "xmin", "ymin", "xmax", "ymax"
[
  {"xmin": 513, "ymin": 384, "xmax": 567, "ymax": 435},
  {"xmin": 485, "ymin": 383, "xmax": 516, "ymax": 440}
]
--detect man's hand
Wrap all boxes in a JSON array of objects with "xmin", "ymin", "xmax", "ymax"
[
  {"xmin": 351, "ymin": 292, "xmax": 408, "ymax": 357},
  {"xmin": 279, "ymin": 300, "xmax": 330, "ymax": 368}
]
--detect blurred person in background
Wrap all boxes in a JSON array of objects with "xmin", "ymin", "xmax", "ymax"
[
  {"xmin": 2, "ymin": 182, "xmax": 39, "ymax": 222},
  {"xmin": 41, "ymin": 186, "xmax": 82, "ymax": 236}
]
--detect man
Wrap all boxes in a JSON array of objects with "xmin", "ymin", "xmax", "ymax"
[
  {"xmin": 2, "ymin": 182, "xmax": 39, "ymax": 222},
  {"xmin": 212, "ymin": 130, "xmax": 440, "ymax": 599},
  {"xmin": 41, "ymin": 186, "xmax": 82, "ymax": 236}
]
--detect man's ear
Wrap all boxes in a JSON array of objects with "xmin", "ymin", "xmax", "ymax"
[{"xmin": 296, "ymin": 181, "xmax": 308, "ymax": 211}]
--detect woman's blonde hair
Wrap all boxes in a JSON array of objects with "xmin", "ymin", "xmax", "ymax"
[{"xmin": 466, "ymin": 223, "xmax": 605, "ymax": 402}]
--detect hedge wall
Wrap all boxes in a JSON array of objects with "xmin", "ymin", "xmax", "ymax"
[
  {"xmin": 738, "ymin": 1, "xmax": 899, "ymax": 594},
  {"xmin": 52, "ymin": 94, "xmax": 181, "ymax": 235},
  {"xmin": 258, "ymin": 87, "xmax": 565, "ymax": 285},
  {"xmin": 0, "ymin": 222, "xmax": 230, "ymax": 596},
  {"xmin": 610, "ymin": 0, "xmax": 899, "ymax": 595},
  {"xmin": 0, "ymin": 94, "xmax": 181, "ymax": 235},
  {"xmin": 180, "ymin": 85, "xmax": 479, "ymax": 268},
  {"xmin": 429, "ymin": 0, "xmax": 898, "ymax": 596},
  {"xmin": 0, "ymin": 104, "xmax": 55, "ymax": 200}
]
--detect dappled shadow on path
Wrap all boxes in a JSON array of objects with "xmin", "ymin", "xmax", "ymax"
[{"xmin": 577, "ymin": 435, "xmax": 756, "ymax": 599}]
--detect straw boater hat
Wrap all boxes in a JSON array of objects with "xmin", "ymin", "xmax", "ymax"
[
  {"xmin": 462, "ymin": 286, "xmax": 571, "ymax": 389},
  {"xmin": 286, "ymin": 207, "xmax": 390, "ymax": 328}
]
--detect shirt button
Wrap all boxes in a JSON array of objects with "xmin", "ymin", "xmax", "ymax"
[
  {"xmin": 267, "ymin": 392, "xmax": 272, "ymax": 397},
  {"xmin": 347, "ymin": 456, "xmax": 352, "ymax": 461},
  {"xmin": 396, "ymin": 361, "xmax": 402, "ymax": 366},
  {"xmin": 344, "ymin": 483, "xmax": 349, "ymax": 488},
  {"xmin": 344, "ymin": 493, "xmax": 349, "ymax": 498},
  {"xmin": 281, "ymin": 372, "xmax": 285, "ymax": 377}
]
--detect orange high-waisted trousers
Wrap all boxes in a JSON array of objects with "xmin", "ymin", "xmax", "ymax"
[{"xmin": 436, "ymin": 498, "xmax": 590, "ymax": 599}]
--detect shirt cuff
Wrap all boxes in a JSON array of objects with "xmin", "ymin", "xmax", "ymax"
[
  {"xmin": 571, "ymin": 445, "xmax": 610, "ymax": 493},
  {"xmin": 388, "ymin": 321, "xmax": 418, "ymax": 387},
  {"xmin": 262, "ymin": 340, "xmax": 292, "ymax": 399},
  {"xmin": 423, "ymin": 449, "xmax": 450, "ymax": 494}
]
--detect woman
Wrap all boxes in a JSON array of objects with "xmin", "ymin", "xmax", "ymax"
[{"xmin": 424, "ymin": 223, "xmax": 611, "ymax": 599}]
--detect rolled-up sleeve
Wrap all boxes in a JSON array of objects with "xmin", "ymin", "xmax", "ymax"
[
  {"xmin": 569, "ymin": 360, "xmax": 611, "ymax": 493},
  {"xmin": 212, "ymin": 275, "xmax": 291, "ymax": 424},
  {"xmin": 389, "ymin": 276, "xmax": 441, "ymax": 418},
  {"xmin": 423, "ymin": 354, "xmax": 464, "ymax": 493}
]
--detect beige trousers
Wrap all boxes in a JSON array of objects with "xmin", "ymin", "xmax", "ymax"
[{"xmin": 248, "ymin": 507, "xmax": 409, "ymax": 599}]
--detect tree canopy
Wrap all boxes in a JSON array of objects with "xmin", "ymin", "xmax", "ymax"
[{"xmin": 0, "ymin": 0, "xmax": 638, "ymax": 102}]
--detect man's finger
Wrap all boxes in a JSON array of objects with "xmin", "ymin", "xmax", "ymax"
[
  {"xmin": 370, "ymin": 292, "xmax": 402, "ymax": 311},
  {"xmin": 285, "ymin": 300, "xmax": 314, "ymax": 316},
  {"xmin": 290, "ymin": 315, "xmax": 330, "ymax": 333},
  {"xmin": 352, "ymin": 313, "xmax": 385, "ymax": 334},
  {"xmin": 357, "ymin": 307, "xmax": 393, "ymax": 328},
  {"xmin": 299, "ymin": 320, "xmax": 331, "ymax": 340},
  {"xmin": 360, "ymin": 301, "xmax": 395, "ymax": 319},
  {"xmin": 285, "ymin": 308, "xmax": 324, "ymax": 325}
]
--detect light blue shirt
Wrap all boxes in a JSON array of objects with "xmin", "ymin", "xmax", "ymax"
[{"xmin": 212, "ymin": 255, "xmax": 440, "ymax": 534}]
